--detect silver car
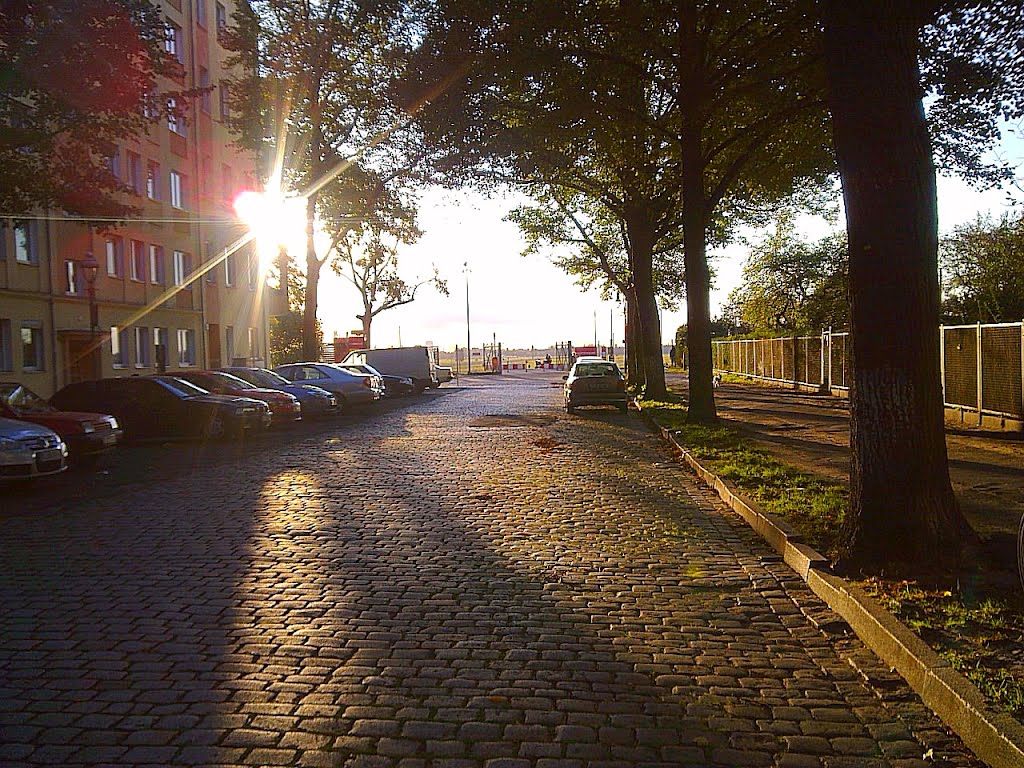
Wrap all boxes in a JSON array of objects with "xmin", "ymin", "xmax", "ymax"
[
  {"xmin": 274, "ymin": 362, "xmax": 381, "ymax": 410},
  {"xmin": 0, "ymin": 417, "xmax": 68, "ymax": 480}
]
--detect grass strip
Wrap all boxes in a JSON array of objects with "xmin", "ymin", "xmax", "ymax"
[{"xmin": 641, "ymin": 395, "xmax": 1024, "ymax": 720}]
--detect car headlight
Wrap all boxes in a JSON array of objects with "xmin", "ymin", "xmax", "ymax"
[
  {"xmin": 108, "ymin": 417, "xmax": 119, "ymax": 430},
  {"xmin": 0, "ymin": 437, "xmax": 27, "ymax": 459}
]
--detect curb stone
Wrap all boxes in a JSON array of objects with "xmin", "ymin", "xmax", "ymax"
[{"xmin": 637, "ymin": 405, "xmax": 1024, "ymax": 768}]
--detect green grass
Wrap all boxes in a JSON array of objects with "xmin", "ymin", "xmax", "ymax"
[
  {"xmin": 640, "ymin": 396, "xmax": 1024, "ymax": 721},
  {"xmin": 641, "ymin": 398, "xmax": 847, "ymax": 557}
]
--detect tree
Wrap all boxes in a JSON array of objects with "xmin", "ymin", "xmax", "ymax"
[
  {"xmin": 506, "ymin": 187, "xmax": 686, "ymax": 387},
  {"xmin": 940, "ymin": 210, "xmax": 1024, "ymax": 323},
  {"xmin": 270, "ymin": 249, "xmax": 322, "ymax": 365},
  {"xmin": 228, "ymin": 0, "xmax": 422, "ymax": 361},
  {"xmin": 335, "ymin": 230, "xmax": 448, "ymax": 347},
  {"xmin": 728, "ymin": 216, "xmax": 848, "ymax": 333},
  {"xmin": 0, "ymin": 0, "xmax": 172, "ymax": 218}
]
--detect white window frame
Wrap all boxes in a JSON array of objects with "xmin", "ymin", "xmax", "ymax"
[
  {"xmin": 111, "ymin": 326, "xmax": 129, "ymax": 368},
  {"xmin": 126, "ymin": 151, "xmax": 143, "ymax": 195},
  {"xmin": 147, "ymin": 161, "xmax": 160, "ymax": 200},
  {"xmin": 224, "ymin": 252, "xmax": 235, "ymax": 286},
  {"xmin": 169, "ymin": 170, "xmax": 185, "ymax": 209},
  {"xmin": 153, "ymin": 327, "xmax": 168, "ymax": 369},
  {"xmin": 177, "ymin": 328, "xmax": 196, "ymax": 366},
  {"xmin": 14, "ymin": 221, "xmax": 37, "ymax": 265},
  {"xmin": 165, "ymin": 22, "xmax": 183, "ymax": 64},
  {"xmin": 105, "ymin": 236, "xmax": 123, "ymax": 277},
  {"xmin": 130, "ymin": 240, "xmax": 146, "ymax": 282},
  {"xmin": 65, "ymin": 260, "xmax": 82, "ymax": 295},
  {"xmin": 172, "ymin": 250, "xmax": 190, "ymax": 286},
  {"xmin": 149, "ymin": 244, "xmax": 164, "ymax": 285}
]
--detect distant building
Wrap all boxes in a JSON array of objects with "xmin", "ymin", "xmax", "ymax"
[{"xmin": 0, "ymin": 0, "xmax": 280, "ymax": 397}]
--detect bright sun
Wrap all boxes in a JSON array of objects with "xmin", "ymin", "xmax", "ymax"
[{"xmin": 233, "ymin": 189, "xmax": 307, "ymax": 273}]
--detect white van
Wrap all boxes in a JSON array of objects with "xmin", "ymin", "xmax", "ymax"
[{"xmin": 341, "ymin": 346, "xmax": 437, "ymax": 392}]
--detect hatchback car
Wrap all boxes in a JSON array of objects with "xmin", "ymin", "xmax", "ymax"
[
  {"xmin": 0, "ymin": 382, "xmax": 121, "ymax": 465},
  {"xmin": 171, "ymin": 370, "xmax": 301, "ymax": 425},
  {"xmin": 51, "ymin": 376, "xmax": 271, "ymax": 441},
  {"xmin": 0, "ymin": 417, "xmax": 68, "ymax": 480},
  {"xmin": 274, "ymin": 363, "xmax": 381, "ymax": 408},
  {"xmin": 220, "ymin": 367, "xmax": 339, "ymax": 419},
  {"xmin": 339, "ymin": 363, "xmax": 414, "ymax": 398},
  {"xmin": 563, "ymin": 357, "xmax": 629, "ymax": 413}
]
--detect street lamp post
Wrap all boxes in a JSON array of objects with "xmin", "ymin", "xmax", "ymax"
[{"xmin": 81, "ymin": 252, "xmax": 99, "ymax": 335}]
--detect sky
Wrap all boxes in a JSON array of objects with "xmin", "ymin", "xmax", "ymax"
[{"xmin": 312, "ymin": 133, "xmax": 1023, "ymax": 353}]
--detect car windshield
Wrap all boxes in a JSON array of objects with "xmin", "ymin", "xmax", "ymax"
[
  {"xmin": 576, "ymin": 362, "xmax": 619, "ymax": 377},
  {"xmin": 0, "ymin": 383, "xmax": 55, "ymax": 415},
  {"xmin": 252, "ymin": 369, "xmax": 290, "ymax": 387},
  {"xmin": 152, "ymin": 376, "xmax": 209, "ymax": 398},
  {"xmin": 211, "ymin": 371, "xmax": 256, "ymax": 390}
]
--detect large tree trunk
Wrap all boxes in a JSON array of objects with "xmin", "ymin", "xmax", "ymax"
[
  {"xmin": 302, "ymin": 194, "xmax": 321, "ymax": 361},
  {"xmin": 625, "ymin": 292, "xmax": 641, "ymax": 388},
  {"xmin": 361, "ymin": 310, "xmax": 372, "ymax": 349},
  {"xmin": 678, "ymin": 0, "xmax": 716, "ymax": 423},
  {"xmin": 823, "ymin": 0, "xmax": 970, "ymax": 571},
  {"xmin": 627, "ymin": 215, "xmax": 667, "ymax": 398}
]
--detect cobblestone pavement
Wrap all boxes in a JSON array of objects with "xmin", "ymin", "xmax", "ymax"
[{"xmin": 0, "ymin": 372, "xmax": 984, "ymax": 767}]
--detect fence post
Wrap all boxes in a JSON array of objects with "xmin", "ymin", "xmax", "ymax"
[
  {"xmin": 976, "ymin": 321, "xmax": 983, "ymax": 426},
  {"xmin": 938, "ymin": 326, "xmax": 945, "ymax": 407},
  {"xmin": 826, "ymin": 327, "xmax": 832, "ymax": 391}
]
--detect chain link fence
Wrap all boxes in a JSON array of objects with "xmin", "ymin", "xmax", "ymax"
[{"xmin": 712, "ymin": 323, "xmax": 1024, "ymax": 423}]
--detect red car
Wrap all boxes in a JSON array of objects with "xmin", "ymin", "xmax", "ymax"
[
  {"xmin": 0, "ymin": 382, "xmax": 121, "ymax": 465},
  {"xmin": 169, "ymin": 370, "xmax": 302, "ymax": 425}
]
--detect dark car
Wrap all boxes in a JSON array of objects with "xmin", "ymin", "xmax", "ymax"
[
  {"xmin": 219, "ymin": 367, "xmax": 339, "ymax": 419},
  {"xmin": 171, "ymin": 370, "xmax": 301, "ymax": 425},
  {"xmin": 563, "ymin": 357, "xmax": 629, "ymax": 413},
  {"xmin": 50, "ymin": 376, "xmax": 271, "ymax": 441},
  {"xmin": 338, "ymin": 363, "xmax": 415, "ymax": 398},
  {"xmin": 0, "ymin": 382, "xmax": 121, "ymax": 465}
]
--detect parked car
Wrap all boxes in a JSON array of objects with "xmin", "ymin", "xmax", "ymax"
[
  {"xmin": 0, "ymin": 382, "xmax": 121, "ymax": 465},
  {"xmin": 433, "ymin": 365, "xmax": 453, "ymax": 385},
  {"xmin": 273, "ymin": 363, "xmax": 381, "ymax": 408},
  {"xmin": 341, "ymin": 346, "xmax": 437, "ymax": 392},
  {"xmin": 0, "ymin": 417, "xmax": 68, "ymax": 480},
  {"xmin": 338, "ymin": 363, "xmax": 415, "ymax": 398},
  {"xmin": 220, "ymin": 367, "xmax": 339, "ymax": 419},
  {"xmin": 563, "ymin": 357, "xmax": 629, "ymax": 413},
  {"xmin": 50, "ymin": 376, "xmax": 271, "ymax": 441},
  {"xmin": 171, "ymin": 370, "xmax": 301, "ymax": 425}
]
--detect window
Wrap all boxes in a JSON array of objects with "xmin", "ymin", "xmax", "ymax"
[
  {"xmin": 248, "ymin": 327, "xmax": 259, "ymax": 359},
  {"xmin": 0, "ymin": 320, "xmax": 12, "ymax": 371},
  {"xmin": 108, "ymin": 149, "xmax": 121, "ymax": 180},
  {"xmin": 172, "ymin": 250, "xmax": 191, "ymax": 286},
  {"xmin": 21, "ymin": 323, "xmax": 43, "ymax": 371},
  {"xmin": 165, "ymin": 22, "xmax": 183, "ymax": 64},
  {"xmin": 126, "ymin": 151, "xmax": 143, "ymax": 194},
  {"xmin": 177, "ymin": 328, "xmax": 196, "ymax": 366},
  {"xmin": 147, "ymin": 161, "xmax": 160, "ymax": 200},
  {"xmin": 218, "ymin": 82, "xmax": 230, "ymax": 121},
  {"xmin": 169, "ymin": 170, "xmax": 185, "ymax": 209},
  {"xmin": 221, "ymin": 164, "xmax": 234, "ymax": 201},
  {"xmin": 149, "ymin": 244, "xmax": 165, "ymax": 284},
  {"xmin": 153, "ymin": 327, "xmax": 168, "ymax": 369},
  {"xmin": 224, "ymin": 251, "xmax": 235, "ymax": 286},
  {"xmin": 134, "ymin": 327, "xmax": 151, "ymax": 367},
  {"xmin": 196, "ymin": 0, "xmax": 207, "ymax": 27},
  {"xmin": 65, "ymin": 260, "xmax": 84, "ymax": 294},
  {"xmin": 247, "ymin": 252, "xmax": 257, "ymax": 289},
  {"xmin": 225, "ymin": 326, "xmax": 234, "ymax": 365},
  {"xmin": 111, "ymin": 326, "xmax": 129, "ymax": 367},
  {"xmin": 199, "ymin": 67, "xmax": 211, "ymax": 113},
  {"xmin": 15, "ymin": 221, "xmax": 37, "ymax": 264},
  {"xmin": 105, "ymin": 236, "xmax": 124, "ymax": 277},
  {"xmin": 130, "ymin": 240, "xmax": 146, "ymax": 281},
  {"xmin": 216, "ymin": 2, "xmax": 227, "ymax": 35},
  {"xmin": 168, "ymin": 97, "xmax": 186, "ymax": 136}
]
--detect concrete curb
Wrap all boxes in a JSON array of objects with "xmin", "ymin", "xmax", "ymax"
[{"xmin": 640, "ymin": 409, "xmax": 1024, "ymax": 768}]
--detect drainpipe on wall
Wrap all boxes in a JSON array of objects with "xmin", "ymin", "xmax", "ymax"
[{"xmin": 186, "ymin": 0, "xmax": 208, "ymax": 368}]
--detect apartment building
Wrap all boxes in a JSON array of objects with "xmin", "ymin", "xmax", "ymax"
[{"xmin": 0, "ymin": 0, "xmax": 282, "ymax": 399}]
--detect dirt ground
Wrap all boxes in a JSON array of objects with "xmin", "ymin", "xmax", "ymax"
[{"xmin": 665, "ymin": 372, "xmax": 1024, "ymax": 591}]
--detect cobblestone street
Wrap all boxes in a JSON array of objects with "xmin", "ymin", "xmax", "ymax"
[{"xmin": 0, "ymin": 372, "xmax": 982, "ymax": 767}]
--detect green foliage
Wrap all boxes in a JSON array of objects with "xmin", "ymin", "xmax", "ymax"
[
  {"xmin": 728, "ymin": 215, "xmax": 848, "ymax": 333},
  {"xmin": 941, "ymin": 209, "xmax": 1024, "ymax": 323},
  {"xmin": 0, "ymin": 0, "xmax": 172, "ymax": 218},
  {"xmin": 270, "ymin": 311, "xmax": 314, "ymax": 365},
  {"xmin": 640, "ymin": 399, "xmax": 847, "ymax": 558}
]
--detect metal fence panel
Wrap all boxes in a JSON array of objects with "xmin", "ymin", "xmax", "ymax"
[
  {"xmin": 943, "ymin": 326, "xmax": 978, "ymax": 410},
  {"xmin": 981, "ymin": 326, "xmax": 1022, "ymax": 416},
  {"xmin": 830, "ymin": 333, "xmax": 850, "ymax": 389}
]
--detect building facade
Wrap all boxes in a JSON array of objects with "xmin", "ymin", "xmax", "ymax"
[{"xmin": 0, "ymin": 0, "xmax": 281, "ymax": 399}]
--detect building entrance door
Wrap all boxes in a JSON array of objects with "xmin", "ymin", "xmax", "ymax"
[
  {"xmin": 64, "ymin": 334, "xmax": 101, "ymax": 384},
  {"xmin": 208, "ymin": 324, "xmax": 222, "ymax": 368}
]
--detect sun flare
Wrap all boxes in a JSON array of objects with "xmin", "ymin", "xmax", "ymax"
[{"xmin": 233, "ymin": 189, "xmax": 307, "ymax": 272}]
